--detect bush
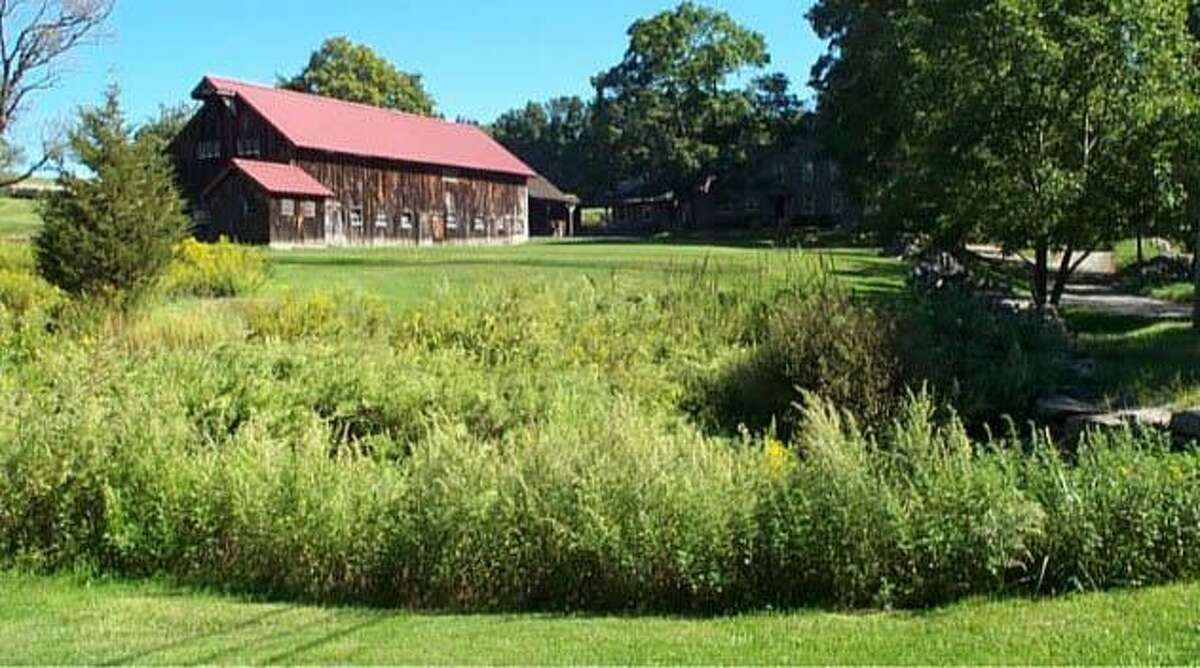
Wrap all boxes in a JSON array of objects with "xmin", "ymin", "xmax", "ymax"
[
  {"xmin": 695, "ymin": 285, "xmax": 899, "ymax": 436},
  {"xmin": 34, "ymin": 86, "xmax": 188, "ymax": 306},
  {"xmin": 0, "ymin": 269, "xmax": 63, "ymax": 317},
  {"xmin": 897, "ymin": 288, "xmax": 1070, "ymax": 428},
  {"xmin": 160, "ymin": 238, "xmax": 267, "ymax": 299}
]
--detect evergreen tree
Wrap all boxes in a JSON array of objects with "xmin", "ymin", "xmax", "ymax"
[{"xmin": 35, "ymin": 84, "xmax": 189, "ymax": 305}]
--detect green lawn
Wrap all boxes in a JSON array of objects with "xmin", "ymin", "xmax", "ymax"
[
  {"xmin": 1065, "ymin": 310, "xmax": 1200, "ymax": 407},
  {"xmin": 262, "ymin": 240, "xmax": 904, "ymax": 307},
  {"xmin": 0, "ymin": 574, "xmax": 1196, "ymax": 665},
  {"xmin": 0, "ymin": 197, "xmax": 41, "ymax": 238}
]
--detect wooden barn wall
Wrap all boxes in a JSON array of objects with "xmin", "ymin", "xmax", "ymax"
[
  {"xmin": 293, "ymin": 152, "xmax": 528, "ymax": 247},
  {"xmin": 170, "ymin": 98, "xmax": 294, "ymax": 203},
  {"xmin": 201, "ymin": 173, "xmax": 269, "ymax": 244}
]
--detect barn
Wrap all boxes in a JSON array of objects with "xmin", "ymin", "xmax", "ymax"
[{"xmin": 170, "ymin": 76, "xmax": 537, "ymax": 247}]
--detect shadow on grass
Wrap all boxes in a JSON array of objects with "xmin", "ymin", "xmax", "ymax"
[{"xmin": 1064, "ymin": 309, "xmax": 1200, "ymax": 405}]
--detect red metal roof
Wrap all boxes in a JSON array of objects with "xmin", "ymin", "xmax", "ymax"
[
  {"xmin": 199, "ymin": 76, "xmax": 536, "ymax": 178},
  {"xmin": 230, "ymin": 158, "xmax": 334, "ymax": 198}
]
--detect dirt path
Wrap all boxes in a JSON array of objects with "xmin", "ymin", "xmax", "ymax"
[
  {"xmin": 1058, "ymin": 284, "xmax": 1191, "ymax": 320},
  {"xmin": 969, "ymin": 246, "xmax": 1189, "ymax": 319}
]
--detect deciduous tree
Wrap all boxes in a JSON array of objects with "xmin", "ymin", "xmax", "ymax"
[
  {"xmin": 0, "ymin": 0, "xmax": 114, "ymax": 187},
  {"xmin": 810, "ymin": 0, "xmax": 1199, "ymax": 309},
  {"xmin": 279, "ymin": 37, "xmax": 436, "ymax": 116},
  {"xmin": 594, "ymin": 2, "xmax": 768, "ymax": 216}
]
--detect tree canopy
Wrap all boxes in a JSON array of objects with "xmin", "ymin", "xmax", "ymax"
[
  {"xmin": 593, "ymin": 2, "xmax": 770, "ymax": 201},
  {"xmin": 279, "ymin": 37, "xmax": 436, "ymax": 116},
  {"xmin": 810, "ymin": 0, "xmax": 1200, "ymax": 307},
  {"xmin": 491, "ymin": 96, "xmax": 596, "ymax": 199}
]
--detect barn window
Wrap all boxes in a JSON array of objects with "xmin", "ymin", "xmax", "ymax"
[
  {"xmin": 496, "ymin": 216, "xmax": 507, "ymax": 232},
  {"xmin": 196, "ymin": 140, "xmax": 220, "ymax": 160},
  {"xmin": 830, "ymin": 162, "xmax": 841, "ymax": 181},
  {"xmin": 280, "ymin": 198, "xmax": 295, "ymax": 217},
  {"xmin": 301, "ymin": 201, "xmax": 317, "ymax": 219},
  {"xmin": 473, "ymin": 216, "xmax": 485, "ymax": 232},
  {"xmin": 375, "ymin": 210, "xmax": 389, "ymax": 228},
  {"xmin": 192, "ymin": 208, "xmax": 210, "ymax": 225},
  {"xmin": 640, "ymin": 207, "xmax": 652, "ymax": 223},
  {"xmin": 445, "ymin": 191, "xmax": 458, "ymax": 229},
  {"xmin": 237, "ymin": 137, "xmax": 261, "ymax": 157},
  {"xmin": 397, "ymin": 211, "xmax": 413, "ymax": 229},
  {"xmin": 745, "ymin": 198, "xmax": 760, "ymax": 212},
  {"xmin": 349, "ymin": 206, "xmax": 363, "ymax": 227}
]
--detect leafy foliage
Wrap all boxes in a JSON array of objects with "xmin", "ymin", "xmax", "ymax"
[
  {"xmin": 160, "ymin": 237, "xmax": 266, "ymax": 299},
  {"xmin": 593, "ymin": 2, "xmax": 770, "ymax": 200},
  {"xmin": 491, "ymin": 97, "xmax": 596, "ymax": 199},
  {"xmin": 810, "ymin": 0, "xmax": 1200, "ymax": 307},
  {"xmin": 280, "ymin": 37, "xmax": 436, "ymax": 116},
  {"xmin": 33, "ymin": 85, "xmax": 189, "ymax": 305}
]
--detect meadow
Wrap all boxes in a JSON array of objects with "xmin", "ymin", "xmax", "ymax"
[{"xmin": 1, "ymin": 201, "xmax": 1199, "ymax": 662}]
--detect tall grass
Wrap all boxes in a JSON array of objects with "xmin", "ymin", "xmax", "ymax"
[{"xmin": 0, "ymin": 252, "xmax": 1196, "ymax": 611}]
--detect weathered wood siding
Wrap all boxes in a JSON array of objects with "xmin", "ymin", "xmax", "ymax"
[
  {"xmin": 201, "ymin": 172, "xmax": 269, "ymax": 244},
  {"xmin": 293, "ymin": 152, "xmax": 528, "ymax": 247},
  {"xmin": 170, "ymin": 98, "xmax": 294, "ymax": 204},
  {"xmin": 172, "ymin": 93, "xmax": 530, "ymax": 247}
]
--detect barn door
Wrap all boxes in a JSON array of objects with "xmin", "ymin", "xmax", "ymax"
[{"xmin": 325, "ymin": 200, "xmax": 345, "ymax": 246}]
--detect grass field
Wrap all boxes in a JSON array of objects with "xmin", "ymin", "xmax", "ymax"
[
  {"xmin": 1066, "ymin": 310, "xmax": 1200, "ymax": 407},
  {"xmin": 262, "ymin": 240, "xmax": 904, "ymax": 307},
  {"xmin": 2, "ymin": 574, "xmax": 1197, "ymax": 665},
  {"xmin": 0, "ymin": 197, "xmax": 41, "ymax": 238}
]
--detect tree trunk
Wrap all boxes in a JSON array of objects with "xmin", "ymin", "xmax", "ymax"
[
  {"xmin": 1032, "ymin": 240, "xmax": 1049, "ymax": 310},
  {"xmin": 1049, "ymin": 246, "xmax": 1074, "ymax": 307},
  {"xmin": 1137, "ymin": 229, "xmax": 1145, "ymax": 265},
  {"xmin": 1193, "ymin": 213, "xmax": 1200, "ymax": 332}
]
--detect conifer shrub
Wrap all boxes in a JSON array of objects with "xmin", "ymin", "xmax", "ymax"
[{"xmin": 34, "ymin": 85, "xmax": 188, "ymax": 307}]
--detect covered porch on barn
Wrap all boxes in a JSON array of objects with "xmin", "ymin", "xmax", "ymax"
[
  {"xmin": 528, "ymin": 173, "xmax": 580, "ymax": 237},
  {"xmin": 197, "ymin": 159, "xmax": 334, "ymax": 246}
]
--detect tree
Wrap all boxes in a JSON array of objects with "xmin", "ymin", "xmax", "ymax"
[
  {"xmin": 135, "ymin": 101, "xmax": 195, "ymax": 151},
  {"xmin": 34, "ymin": 84, "xmax": 188, "ymax": 304},
  {"xmin": 0, "ymin": 0, "xmax": 113, "ymax": 187},
  {"xmin": 491, "ymin": 96, "xmax": 596, "ymax": 198},
  {"xmin": 279, "ymin": 37, "xmax": 436, "ymax": 116},
  {"xmin": 594, "ymin": 2, "xmax": 769, "ymax": 215},
  {"xmin": 810, "ymin": 0, "xmax": 1199, "ymax": 309}
]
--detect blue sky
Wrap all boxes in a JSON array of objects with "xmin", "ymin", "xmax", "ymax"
[{"xmin": 14, "ymin": 1, "xmax": 824, "ymax": 161}]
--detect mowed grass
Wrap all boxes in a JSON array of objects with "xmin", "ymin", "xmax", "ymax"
[
  {"xmin": 1, "ymin": 575, "xmax": 1197, "ymax": 665},
  {"xmin": 1066, "ymin": 310, "xmax": 1200, "ymax": 407},
  {"xmin": 0, "ymin": 197, "xmax": 41, "ymax": 238},
  {"xmin": 263, "ymin": 240, "xmax": 904, "ymax": 307}
]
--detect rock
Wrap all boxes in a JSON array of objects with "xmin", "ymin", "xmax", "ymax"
[
  {"xmin": 1169, "ymin": 410, "xmax": 1200, "ymax": 439},
  {"xmin": 1121, "ymin": 407, "xmax": 1172, "ymax": 429},
  {"xmin": 1066, "ymin": 412, "xmax": 1127, "ymax": 433},
  {"xmin": 1038, "ymin": 395, "xmax": 1099, "ymax": 419}
]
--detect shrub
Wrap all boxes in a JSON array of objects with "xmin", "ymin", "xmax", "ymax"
[
  {"xmin": 0, "ymin": 269, "xmax": 63, "ymax": 316},
  {"xmin": 695, "ymin": 282, "xmax": 900, "ymax": 436},
  {"xmin": 897, "ymin": 288, "xmax": 1070, "ymax": 428},
  {"xmin": 241, "ymin": 291, "xmax": 391, "ymax": 341},
  {"xmin": 34, "ymin": 85, "xmax": 188, "ymax": 306},
  {"xmin": 160, "ymin": 238, "xmax": 267, "ymax": 299}
]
